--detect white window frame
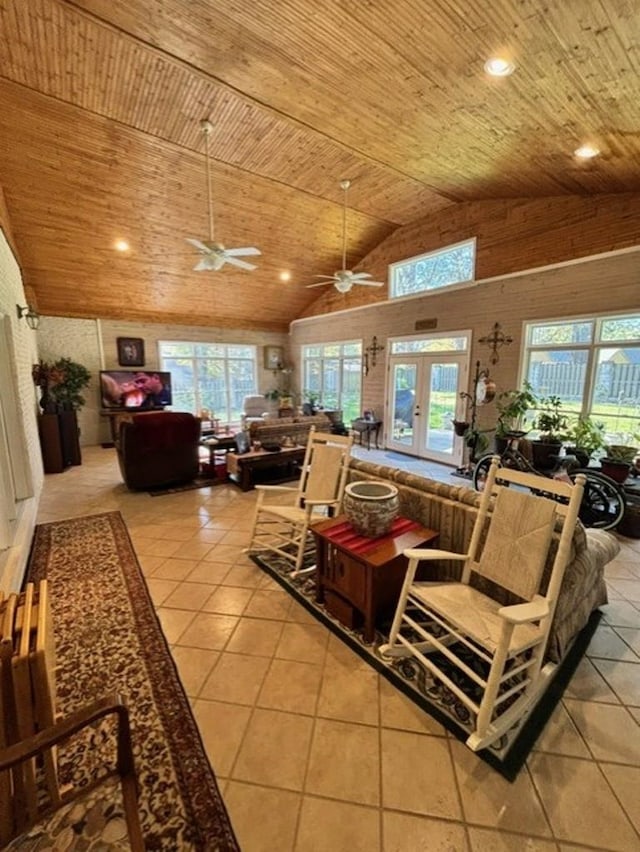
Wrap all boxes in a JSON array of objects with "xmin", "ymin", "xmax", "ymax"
[
  {"xmin": 389, "ymin": 238, "xmax": 476, "ymax": 300},
  {"xmin": 159, "ymin": 341, "xmax": 258, "ymax": 423},
  {"xmin": 521, "ymin": 311, "xmax": 640, "ymax": 442},
  {"xmin": 301, "ymin": 340, "xmax": 362, "ymax": 421}
]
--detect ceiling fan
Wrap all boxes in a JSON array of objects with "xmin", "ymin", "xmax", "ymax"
[
  {"xmin": 186, "ymin": 119, "xmax": 261, "ymax": 271},
  {"xmin": 307, "ymin": 179, "xmax": 385, "ymax": 293}
]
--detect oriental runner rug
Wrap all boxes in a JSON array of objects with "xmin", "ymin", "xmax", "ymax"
[
  {"xmin": 26, "ymin": 511, "xmax": 239, "ymax": 851},
  {"xmin": 251, "ymin": 545, "xmax": 600, "ymax": 782}
]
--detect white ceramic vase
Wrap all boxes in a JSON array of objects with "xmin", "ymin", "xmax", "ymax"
[{"xmin": 343, "ymin": 480, "xmax": 400, "ymax": 538}]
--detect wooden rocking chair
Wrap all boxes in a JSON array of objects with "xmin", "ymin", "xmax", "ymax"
[
  {"xmin": 247, "ymin": 427, "xmax": 353, "ymax": 576},
  {"xmin": 380, "ymin": 457, "xmax": 585, "ymax": 752}
]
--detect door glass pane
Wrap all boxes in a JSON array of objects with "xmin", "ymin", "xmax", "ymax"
[
  {"xmin": 391, "ymin": 364, "xmax": 416, "ymax": 447},
  {"xmin": 425, "ymin": 363, "xmax": 458, "ymax": 456}
]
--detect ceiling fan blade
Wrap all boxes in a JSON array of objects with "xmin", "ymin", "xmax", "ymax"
[
  {"xmin": 313, "ymin": 274, "xmax": 339, "ymax": 280},
  {"xmin": 186, "ymin": 237, "xmax": 212, "ymax": 253},
  {"xmin": 224, "ymin": 246, "xmax": 261, "ymax": 257},
  {"xmin": 349, "ymin": 272, "xmax": 374, "ymax": 280},
  {"xmin": 224, "ymin": 256, "xmax": 258, "ymax": 271},
  {"xmin": 306, "ymin": 281, "xmax": 333, "ymax": 289},
  {"xmin": 356, "ymin": 280, "xmax": 385, "ymax": 287},
  {"xmin": 193, "ymin": 256, "xmax": 217, "ymax": 271}
]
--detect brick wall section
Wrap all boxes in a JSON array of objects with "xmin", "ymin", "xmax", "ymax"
[
  {"xmin": 291, "ymin": 248, "xmax": 640, "ymax": 441},
  {"xmin": 37, "ymin": 317, "xmax": 103, "ymax": 446}
]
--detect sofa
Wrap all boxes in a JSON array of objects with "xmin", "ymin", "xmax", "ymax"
[
  {"xmin": 117, "ymin": 411, "xmax": 201, "ymax": 490},
  {"xmin": 346, "ymin": 457, "xmax": 620, "ymax": 663},
  {"xmin": 247, "ymin": 413, "xmax": 332, "ymax": 447}
]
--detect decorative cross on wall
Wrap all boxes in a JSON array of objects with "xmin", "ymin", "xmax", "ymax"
[
  {"xmin": 479, "ymin": 322, "xmax": 513, "ymax": 365},
  {"xmin": 363, "ymin": 335, "xmax": 385, "ymax": 377}
]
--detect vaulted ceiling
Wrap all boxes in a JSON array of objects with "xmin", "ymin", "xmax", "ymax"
[{"xmin": 1, "ymin": 1, "xmax": 638, "ymax": 331}]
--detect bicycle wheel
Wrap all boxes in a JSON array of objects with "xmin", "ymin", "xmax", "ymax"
[
  {"xmin": 570, "ymin": 469, "xmax": 626, "ymax": 530},
  {"xmin": 471, "ymin": 453, "xmax": 497, "ymax": 491}
]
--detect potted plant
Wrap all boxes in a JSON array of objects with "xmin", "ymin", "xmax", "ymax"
[
  {"xmin": 601, "ymin": 443, "xmax": 637, "ymax": 483},
  {"xmin": 302, "ymin": 390, "xmax": 320, "ymax": 415},
  {"xmin": 563, "ymin": 416, "xmax": 606, "ymax": 467},
  {"xmin": 494, "ymin": 382, "xmax": 538, "ymax": 452},
  {"xmin": 32, "ymin": 357, "xmax": 91, "ymax": 412},
  {"xmin": 531, "ymin": 394, "xmax": 568, "ymax": 470}
]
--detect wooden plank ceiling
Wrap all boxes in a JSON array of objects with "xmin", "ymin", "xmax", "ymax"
[{"xmin": 0, "ymin": 0, "xmax": 639, "ymax": 331}]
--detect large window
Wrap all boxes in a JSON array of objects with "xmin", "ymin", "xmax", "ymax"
[
  {"xmin": 389, "ymin": 239, "xmax": 475, "ymax": 299},
  {"xmin": 302, "ymin": 341, "xmax": 362, "ymax": 422},
  {"xmin": 159, "ymin": 341, "xmax": 257, "ymax": 423},
  {"xmin": 522, "ymin": 314, "xmax": 640, "ymax": 443}
]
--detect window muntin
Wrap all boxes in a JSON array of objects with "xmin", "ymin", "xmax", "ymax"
[
  {"xmin": 390, "ymin": 239, "xmax": 475, "ymax": 299},
  {"xmin": 523, "ymin": 314, "xmax": 640, "ymax": 444},
  {"xmin": 159, "ymin": 341, "xmax": 257, "ymax": 423},
  {"xmin": 301, "ymin": 340, "xmax": 362, "ymax": 422}
]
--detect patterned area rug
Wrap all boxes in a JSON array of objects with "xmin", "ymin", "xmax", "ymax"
[
  {"xmin": 251, "ymin": 549, "xmax": 599, "ymax": 781},
  {"xmin": 27, "ymin": 511, "xmax": 239, "ymax": 850}
]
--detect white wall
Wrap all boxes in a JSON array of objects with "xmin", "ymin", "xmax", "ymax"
[{"xmin": 0, "ymin": 229, "xmax": 43, "ymax": 591}]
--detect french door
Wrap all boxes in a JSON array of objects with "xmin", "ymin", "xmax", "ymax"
[{"xmin": 387, "ymin": 352, "xmax": 469, "ymax": 464}]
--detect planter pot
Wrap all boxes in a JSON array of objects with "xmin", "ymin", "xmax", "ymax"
[
  {"xmin": 531, "ymin": 440, "xmax": 562, "ymax": 471},
  {"xmin": 343, "ymin": 480, "xmax": 399, "ymax": 538},
  {"xmin": 453, "ymin": 420, "xmax": 470, "ymax": 437},
  {"xmin": 494, "ymin": 435, "xmax": 509, "ymax": 454},
  {"xmin": 565, "ymin": 446, "xmax": 591, "ymax": 468},
  {"xmin": 600, "ymin": 458, "xmax": 631, "ymax": 484}
]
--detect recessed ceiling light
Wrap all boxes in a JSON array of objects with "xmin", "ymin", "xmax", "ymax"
[
  {"xmin": 484, "ymin": 57, "xmax": 515, "ymax": 77},
  {"xmin": 114, "ymin": 239, "xmax": 130, "ymax": 252},
  {"xmin": 279, "ymin": 271, "xmax": 291, "ymax": 282},
  {"xmin": 574, "ymin": 144, "xmax": 600, "ymax": 159}
]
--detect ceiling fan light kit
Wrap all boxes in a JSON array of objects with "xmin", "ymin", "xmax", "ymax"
[
  {"xmin": 187, "ymin": 118, "xmax": 261, "ymax": 272},
  {"xmin": 307, "ymin": 179, "xmax": 385, "ymax": 293}
]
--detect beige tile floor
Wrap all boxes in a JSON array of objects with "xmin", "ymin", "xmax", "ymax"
[{"xmin": 37, "ymin": 445, "xmax": 640, "ymax": 852}]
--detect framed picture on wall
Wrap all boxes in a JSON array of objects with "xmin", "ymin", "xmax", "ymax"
[
  {"xmin": 264, "ymin": 345, "xmax": 284, "ymax": 370},
  {"xmin": 117, "ymin": 337, "xmax": 145, "ymax": 367}
]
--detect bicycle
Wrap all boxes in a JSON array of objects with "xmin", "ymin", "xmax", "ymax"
[{"xmin": 472, "ymin": 433, "xmax": 626, "ymax": 530}]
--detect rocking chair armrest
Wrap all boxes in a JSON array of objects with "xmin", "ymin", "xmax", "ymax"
[
  {"xmin": 0, "ymin": 692, "xmax": 133, "ymax": 775},
  {"xmin": 404, "ymin": 548, "xmax": 468, "ymax": 562},
  {"xmin": 499, "ymin": 596, "xmax": 549, "ymax": 624},
  {"xmin": 304, "ymin": 498, "xmax": 340, "ymax": 507}
]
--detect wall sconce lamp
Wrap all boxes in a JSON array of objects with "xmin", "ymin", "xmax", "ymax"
[{"xmin": 16, "ymin": 304, "xmax": 41, "ymax": 331}]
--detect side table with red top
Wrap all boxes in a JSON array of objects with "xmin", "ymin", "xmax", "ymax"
[{"xmin": 312, "ymin": 515, "xmax": 439, "ymax": 643}]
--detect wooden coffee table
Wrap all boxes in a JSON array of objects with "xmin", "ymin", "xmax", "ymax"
[
  {"xmin": 312, "ymin": 515, "xmax": 439, "ymax": 643},
  {"xmin": 226, "ymin": 446, "xmax": 306, "ymax": 491}
]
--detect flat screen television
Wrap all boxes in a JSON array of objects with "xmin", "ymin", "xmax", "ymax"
[{"xmin": 99, "ymin": 370, "xmax": 173, "ymax": 411}]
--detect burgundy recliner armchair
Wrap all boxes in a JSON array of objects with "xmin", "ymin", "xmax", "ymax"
[{"xmin": 117, "ymin": 412, "xmax": 201, "ymax": 490}]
